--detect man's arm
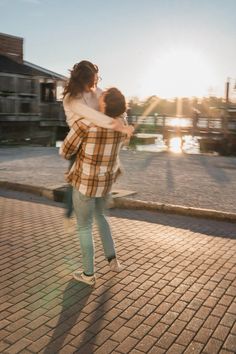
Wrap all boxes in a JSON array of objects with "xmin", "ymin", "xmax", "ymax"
[{"xmin": 59, "ymin": 121, "xmax": 85, "ymax": 160}]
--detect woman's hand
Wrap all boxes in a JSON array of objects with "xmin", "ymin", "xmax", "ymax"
[
  {"xmin": 122, "ymin": 125, "xmax": 135, "ymax": 138},
  {"xmin": 111, "ymin": 119, "xmax": 135, "ymax": 137}
]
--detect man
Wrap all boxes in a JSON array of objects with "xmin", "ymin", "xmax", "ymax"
[{"xmin": 60, "ymin": 87, "xmax": 132, "ymax": 286}]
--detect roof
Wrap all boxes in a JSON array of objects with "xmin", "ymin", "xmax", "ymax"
[
  {"xmin": 0, "ymin": 32, "xmax": 23, "ymax": 40},
  {"xmin": 0, "ymin": 54, "xmax": 66, "ymax": 80},
  {"xmin": 24, "ymin": 61, "xmax": 67, "ymax": 80}
]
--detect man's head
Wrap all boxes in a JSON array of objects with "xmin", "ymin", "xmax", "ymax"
[{"xmin": 100, "ymin": 88, "xmax": 126, "ymax": 118}]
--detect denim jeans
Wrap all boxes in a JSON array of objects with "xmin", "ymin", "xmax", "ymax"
[
  {"xmin": 65, "ymin": 156, "xmax": 76, "ymax": 218},
  {"xmin": 65, "ymin": 184, "xmax": 73, "ymax": 218},
  {"xmin": 72, "ymin": 188, "xmax": 116, "ymax": 275}
]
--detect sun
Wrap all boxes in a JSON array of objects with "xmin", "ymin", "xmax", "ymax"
[{"xmin": 143, "ymin": 46, "xmax": 213, "ymax": 98}]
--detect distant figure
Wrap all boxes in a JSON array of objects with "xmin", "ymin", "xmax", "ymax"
[{"xmin": 60, "ymin": 87, "xmax": 128, "ymax": 286}]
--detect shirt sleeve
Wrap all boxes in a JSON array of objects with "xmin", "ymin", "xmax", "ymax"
[
  {"xmin": 59, "ymin": 121, "xmax": 85, "ymax": 159},
  {"xmin": 63, "ymin": 96, "xmax": 83, "ymax": 128}
]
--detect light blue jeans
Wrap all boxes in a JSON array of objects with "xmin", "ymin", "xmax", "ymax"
[{"xmin": 72, "ymin": 189, "xmax": 116, "ymax": 275}]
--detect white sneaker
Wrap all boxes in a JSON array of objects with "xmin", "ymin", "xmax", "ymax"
[
  {"xmin": 73, "ymin": 271, "xmax": 96, "ymax": 286},
  {"xmin": 109, "ymin": 258, "xmax": 123, "ymax": 272}
]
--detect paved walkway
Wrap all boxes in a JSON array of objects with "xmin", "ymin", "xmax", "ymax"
[
  {"xmin": 0, "ymin": 147, "xmax": 236, "ymax": 213},
  {"xmin": 0, "ymin": 192, "xmax": 236, "ymax": 354}
]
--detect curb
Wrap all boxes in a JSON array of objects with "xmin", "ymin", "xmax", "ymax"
[
  {"xmin": 113, "ymin": 198, "xmax": 236, "ymax": 223},
  {"xmin": 0, "ymin": 181, "xmax": 62, "ymax": 202},
  {"xmin": 1, "ymin": 181, "xmax": 236, "ymax": 223}
]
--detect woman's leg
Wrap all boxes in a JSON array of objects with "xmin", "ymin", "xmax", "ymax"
[
  {"xmin": 65, "ymin": 184, "xmax": 73, "ymax": 218},
  {"xmin": 94, "ymin": 196, "xmax": 116, "ymax": 261},
  {"xmin": 65, "ymin": 157, "xmax": 76, "ymax": 218},
  {"xmin": 72, "ymin": 189, "xmax": 95, "ymax": 275}
]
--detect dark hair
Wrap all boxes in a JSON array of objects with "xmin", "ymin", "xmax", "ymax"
[
  {"xmin": 103, "ymin": 88, "xmax": 126, "ymax": 118},
  {"xmin": 63, "ymin": 60, "xmax": 98, "ymax": 98}
]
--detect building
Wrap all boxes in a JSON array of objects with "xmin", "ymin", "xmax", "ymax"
[{"xmin": 0, "ymin": 32, "xmax": 68, "ymax": 145}]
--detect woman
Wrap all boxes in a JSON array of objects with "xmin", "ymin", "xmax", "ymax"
[{"xmin": 63, "ymin": 60, "xmax": 133, "ymax": 134}]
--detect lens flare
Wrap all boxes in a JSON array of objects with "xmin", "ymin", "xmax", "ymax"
[{"xmin": 169, "ymin": 137, "xmax": 182, "ymax": 153}]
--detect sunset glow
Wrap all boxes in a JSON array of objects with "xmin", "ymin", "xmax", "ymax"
[{"xmin": 144, "ymin": 46, "xmax": 214, "ymax": 98}]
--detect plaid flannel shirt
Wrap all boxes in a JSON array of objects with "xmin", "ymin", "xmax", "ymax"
[{"xmin": 59, "ymin": 118, "xmax": 126, "ymax": 197}]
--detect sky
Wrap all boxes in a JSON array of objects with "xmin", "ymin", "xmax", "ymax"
[{"xmin": 1, "ymin": 0, "xmax": 236, "ymax": 99}]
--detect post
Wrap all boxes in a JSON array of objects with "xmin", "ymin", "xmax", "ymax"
[{"xmin": 225, "ymin": 79, "xmax": 230, "ymax": 104}]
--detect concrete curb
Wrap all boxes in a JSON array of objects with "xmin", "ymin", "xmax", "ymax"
[
  {"xmin": 113, "ymin": 198, "xmax": 236, "ymax": 223},
  {"xmin": 0, "ymin": 181, "xmax": 58, "ymax": 201},
  {"xmin": 1, "ymin": 181, "xmax": 236, "ymax": 223}
]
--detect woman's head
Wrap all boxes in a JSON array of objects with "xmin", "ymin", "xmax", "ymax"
[
  {"xmin": 100, "ymin": 87, "xmax": 126, "ymax": 118},
  {"xmin": 63, "ymin": 60, "xmax": 99, "ymax": 98}
]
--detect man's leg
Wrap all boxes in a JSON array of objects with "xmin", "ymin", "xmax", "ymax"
[
  {"xmin": 72, "ymin": 189, "xmax": 95, "ymax": 276},
  {"xmin": 94, "ymin": 196, "xmax": 117, "ymax": 261}
]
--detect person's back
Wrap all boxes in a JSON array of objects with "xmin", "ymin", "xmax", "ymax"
[{"xmin": 63, "ymin": 117, "xmax": 125, "ymax": 197}]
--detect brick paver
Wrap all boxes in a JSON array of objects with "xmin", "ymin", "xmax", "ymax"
[{"xmin": 0, "ymin": 194, "xmax": 236, "ymax": 354}]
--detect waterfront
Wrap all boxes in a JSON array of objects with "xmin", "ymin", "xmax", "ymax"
[{"xmin": 127, "ymin": 133, "xmax": 200, "ymax": 154}]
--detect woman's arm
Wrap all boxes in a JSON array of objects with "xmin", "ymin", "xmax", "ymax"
[
  {"xmin": 64, "ymin": 95, "xmax": 113, "ymax": 128},
  {"xmin": 64, "ymin": 96, "xmax": 134, "ymax": 137}
]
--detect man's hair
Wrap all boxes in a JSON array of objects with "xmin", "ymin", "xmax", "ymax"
[
  {"xmin": 103, "ymin": 88, "xmax": 126, "ymax": 118},
  {"xmin": 63, "ymin": 60, "xmax": 98, "ymax": 98}
]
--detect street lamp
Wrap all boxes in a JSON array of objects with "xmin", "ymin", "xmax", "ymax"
[{"xmin": 225, "ymin": 77, "xmax": 236, "ymax": 104}]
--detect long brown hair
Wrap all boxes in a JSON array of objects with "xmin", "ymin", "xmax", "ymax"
[{"xmin": 63, "ymin": 60, "xmax": 98, "ymax": 98}]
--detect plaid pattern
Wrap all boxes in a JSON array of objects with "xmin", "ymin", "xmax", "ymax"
[{"xmin": 60, "ymin": 118, "xmax": 125, "ymax": 197}]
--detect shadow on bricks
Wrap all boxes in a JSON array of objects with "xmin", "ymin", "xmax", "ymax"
[
  {"xmin": 73, "ymin": 282, "xmax": 113, "ymax": 354},
  {"xmin": 43, "ymin": 280, "xmax": 92, "ymax": 354},
  {"xmin": 43, "ymin": 279, "xmax": 113, "ymax": 354},
  {"xmin": 110, "ymin": 209, "xmax": 236, "ymax": 240}
]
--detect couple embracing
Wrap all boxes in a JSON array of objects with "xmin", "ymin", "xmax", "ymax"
[{"xmin": 60, "ymin": 60, "xmax": 134, "ymax": 286}]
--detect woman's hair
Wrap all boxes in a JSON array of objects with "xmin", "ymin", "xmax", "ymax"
[
  {"xmin": 103, "ymin": 88, "xmax": 126, "ymax": 118},
  {"xmin": 63, "ymin": 60, "xmax": 98, "ymax": 98}
]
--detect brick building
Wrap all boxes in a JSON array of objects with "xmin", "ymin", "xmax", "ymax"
[
  {"xmin": 0, "ymin": 33, "xmax": 67, "ymax": 145},
  {"xmin": 0, "ymin": 32, "xmax": 23, "ymax": 63}
]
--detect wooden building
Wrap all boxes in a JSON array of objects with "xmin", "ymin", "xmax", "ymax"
[{"xmin": 0, "ymin": 33, "xmax": 68, "ymax": 146}]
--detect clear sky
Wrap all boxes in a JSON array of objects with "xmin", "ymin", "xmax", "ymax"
[{"xmin": 1, "ymin": 0, "xmax": 236, "ymax": 99}]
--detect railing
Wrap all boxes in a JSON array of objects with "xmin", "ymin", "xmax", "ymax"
[
  {"xmin": 0, "ymin": 74, "xmax": 38, "ymax": 95},
  {"xmin": 0, "ymin": 97, "xmax": 39, "ymax": 115},
  {"xmin": 127, "ymin": 115, "xmax": 236, "ymax": 134}
]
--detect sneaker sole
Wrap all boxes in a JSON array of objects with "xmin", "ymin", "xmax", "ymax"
[{"xmin": 73, "ymin": 273, "xmax": 95, "ymax": 286}]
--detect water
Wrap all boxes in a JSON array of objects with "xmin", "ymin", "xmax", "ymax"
[
  {"xmin": 127, "ymin": 133, "xmax": 200, "ymax": 154},
  {"xmin": 56, "ymin": 116, "xmax": 223, "ymax": 154}
]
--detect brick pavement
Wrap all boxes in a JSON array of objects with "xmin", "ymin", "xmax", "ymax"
[{"xmin": 0, "ymin": 194, "xmax": 236, "ymax": 354}]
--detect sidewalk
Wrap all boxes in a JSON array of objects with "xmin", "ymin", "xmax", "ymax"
[
  {"xmin": 0, "ymin": 192, "xmax": 236, "ymax": 354},
  {"xmin": 0, "ymin": 147, "xmax": 236, "ymax": 222}
]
